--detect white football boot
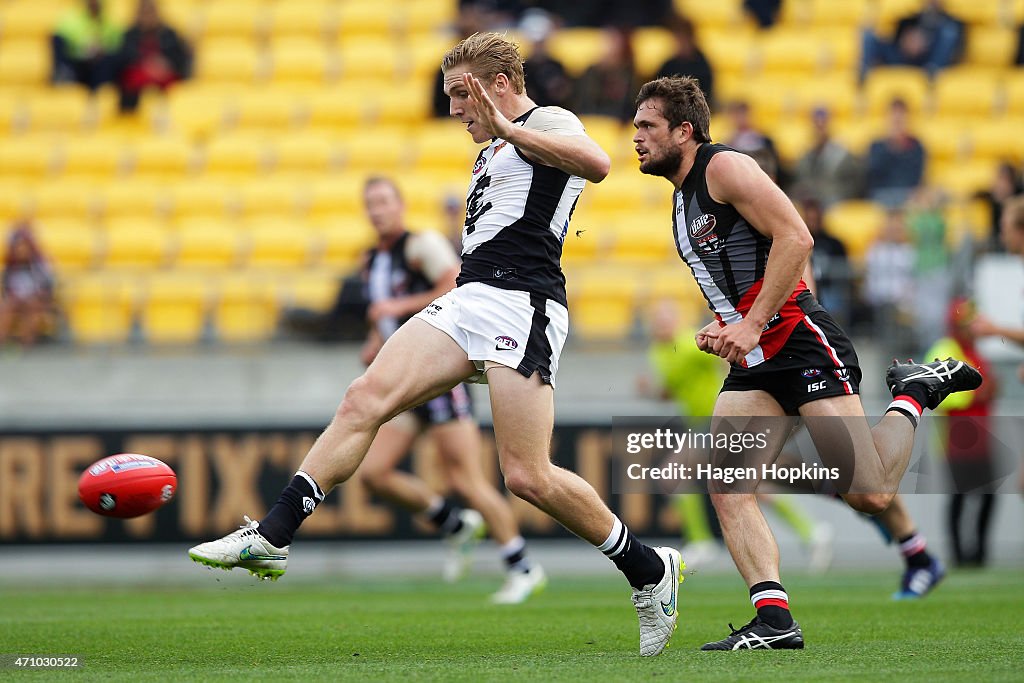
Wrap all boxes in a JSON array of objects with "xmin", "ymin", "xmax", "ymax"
[
  {"xmin": 442, "ymin": 509, "xmax": 485, "ymax": 583},
  {"xmin": 633, "ymin": 546, "xmax": 684, "ymax": 656},
  {"xmin": 490, "ymin": 564, "xmax": 548, "ymax": 605},
  {"xmin": 188, "ymin": 516, "xmax": 288, "ymax": 581}
]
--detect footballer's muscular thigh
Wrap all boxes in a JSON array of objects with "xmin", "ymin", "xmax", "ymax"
[
  {"xmin": 486, "ymin": 365, "xmax": 616, "ymax": 545},
  {"xmin": 708, "ymin": 390, "xmax": 791, "ymax": 587},
  {"xmin": 300, "ymin": 320, "xmax": 476, "ymax": 491}
]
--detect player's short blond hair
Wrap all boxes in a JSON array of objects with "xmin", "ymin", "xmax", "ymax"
[{"xmin": 441, "ymin": 32, "xmax": 526, "ymax": 94}]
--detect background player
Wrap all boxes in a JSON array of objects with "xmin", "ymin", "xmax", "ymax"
[
  {"xmin": 356, "ymin": 175, "xmax": 546, "ymax": 603},
  {"xmin": 191, "ymin": 33, "xmax": 682, "ymax": 657},
  {"xmin": 631, "ymin": 75, "xmax": 981, "ymax": 650}
]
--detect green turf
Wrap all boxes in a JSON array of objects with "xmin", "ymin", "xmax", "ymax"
[{"xmin": 1, "ymin": 569, "xmax": 1022, "ymax": 681}]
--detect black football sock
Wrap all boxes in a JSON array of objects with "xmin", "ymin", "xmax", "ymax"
[
  {"xmin": 258, "ymin": 471, "xmax": 325, "ymax": 547},
  {"xmin": 425, "ymin": 498, "xmax": 465, "ymax": 536},
  {"xmin": 898, "ymin": 532, "xmax": 932, "ymax": 569},
  {"xmin": 597, "ymin": 517, "xmax": 665, "ymax": 589},
  {"xmin": 750, "ymin": 581, "xmax": 794, "ymax": 629},
  {"xmin": 499, "ymin": 536, "xmax": 533, "ymax": 573},
  {"xmin": 887, "ymin": 384, "xmax": 929, "ymax": 427}
]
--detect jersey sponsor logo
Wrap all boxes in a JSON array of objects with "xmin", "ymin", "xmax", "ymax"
[
  {"xmin": 834, "ymin": 368, "xmax": 851, "ymax": 382},
  {"xmin": 495, "ymin": 335, "xmax": 519, "ymax": 351},
  {"xmin": 689, "ymin": 213, "xmax": 717, "ymax": 239},
  {"xmin": 424, "ymin": 303, "xmax": 442, "ymax": 316},
  {"xmin": 492, "ymin": 267, "xmax": 518, "ymax": 280},
  {"xmin": 493, "ymin": 141, "xmax": 508, "ymax": 155},
  {"xmin": 761, "ymin": 312, "xmax": 781, "ymax": 332},
  {"xmin": 801, "ymin": 368, "xmax": 821, "ymax": 378},
  {"xmin": 807, "ymin": 380, "xmax": 827, "ymax": 393}
]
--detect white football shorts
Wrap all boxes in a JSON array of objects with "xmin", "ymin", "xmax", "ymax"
[{"xmin": 412, "ymin": 282, "xmax": 569, "ymax": 387}]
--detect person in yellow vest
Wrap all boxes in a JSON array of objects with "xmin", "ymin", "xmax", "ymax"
[
  {"xmin": 925, "ymin": 298, "xmax": 999, "ymax": 567},
  {"xmin": 51, "ymin": 0, "xmax": 123, "ymax": 91}
]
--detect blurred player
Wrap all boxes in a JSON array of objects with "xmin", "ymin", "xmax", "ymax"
[
  {"xmin": 191, "ymin": 33, "xmax": 683, "ymax": 656},
  {"xmin": 631, "ymin": 75, "xmax": 981, "ymax": 650},
  {"xmin": 356, "ymin": 176, "xmax": 546, "ymax": 603}
]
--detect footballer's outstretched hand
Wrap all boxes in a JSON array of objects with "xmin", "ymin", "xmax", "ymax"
[{"xmin": 463, "ymin": 72, "xmax": 514, "ymax": 141}]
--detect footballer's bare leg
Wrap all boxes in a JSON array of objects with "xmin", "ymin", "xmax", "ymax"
[
  {"xmin": 799, "ymin": 395, "xmax": 914, "ymax": 514},
  {"xmin": 485, "ymin": 365, "xmax": 681, "ymax": 655},
  {"xmin": 360, "ymin": 414, "xmax": 436, "ymax": 512},
  {"xmin": 433, "ymin": 418, "xmax": 518, "ymax": 545}
]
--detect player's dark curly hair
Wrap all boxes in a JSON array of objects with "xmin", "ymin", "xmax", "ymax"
[{"xmin": 635, "ymin": 76, "xmax": 711, "ymax": 143}]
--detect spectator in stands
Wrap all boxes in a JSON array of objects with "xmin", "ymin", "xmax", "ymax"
[
  {"xmin": 743, "ymin": 0, "xmax": 781, "ymax": 29},
  {"xmin": 534, "ymin": 0, "xmax": 673, "ymax": 28},
  {"xmin": 791, "ymin": 107, "xmax": 863, "ymax": 207},
  {"xmin": 724, "ymin": 100, "xmax": 783, "ymax": 186},
  {"xmin": 866, "ymin": 98, "xmax": 925, "ymax": 208},
  {"xmin": 863, "ymin": 208, "xmax": 916, "ymax": 354},
  {"xmin": 573, "ymin": 26, "xmax": 640, "ymax": 122},
  {"xmin": 51, "ymin": 0, "xmax": 123, "ymax": 92},
  {"xmin": 906, "ymin": 186, "xmax": 950, "ymax": 350},
  {"xmin": 802, "ymin": 198, "xmax": 853, "ymax": 329},
  {"xmin": 975, "ymin": 162, "xmax": 1022, "ymax": 252},
  {"xmin": 859, "ymin": 0, "xmax": 964, "ymax": 82},
  {"xmin": 521, "ymin": 10, "xmax": 572, "ymax": 108},
  {"xmin": 114, "ymin": 0, "xmax": 192, "ymax": 113},
  {"xmin": 0, "ymin": 222, "xmax": 55, "ymax": 347},
  {"xmin": 653, "ymin": 16, "xmax": 714, "ymax": 107},
  {"xmin": 458, "ymin": 0, "xmax": 523, "ymax": 28}
]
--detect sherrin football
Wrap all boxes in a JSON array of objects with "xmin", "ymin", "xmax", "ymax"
[{"xmin": 78, "ymin": 454, "xmax": 177, "ymax": 518}]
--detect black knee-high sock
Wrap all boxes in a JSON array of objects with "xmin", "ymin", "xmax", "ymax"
[
  {"xmin": 597, "ymin": 517, "xmax": 665, "ymax": 589},
  {"xmin": 258, "ymin": 471, "xmax": 326, "ymax": 547},
  {"xmin": 750, "ymin": 581, "xmax": 793, "ymax": 629}
]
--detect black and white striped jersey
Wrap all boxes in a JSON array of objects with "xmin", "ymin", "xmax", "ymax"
[{"xmin": 456, "ymin": 106, "xmax": 587, "ymax": 307}]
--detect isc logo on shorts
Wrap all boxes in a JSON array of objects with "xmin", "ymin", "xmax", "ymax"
[{"xmin": 495, "ymin": 335, "xmax": 518, "ymax": 351}]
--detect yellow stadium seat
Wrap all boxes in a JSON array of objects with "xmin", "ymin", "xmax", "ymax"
[
  {"xmin": 0, "ymin": 90, "xmax": 22, "ymax": 133},
  {"xmin": 101, "ymin": 181, "xmax": 166, "ymax": 218},
  {"xmin": 338, "ymin": 38, "xmax": 401, "ymax": 80},
  {"xmin": 338, "ymin": 128, "xmax": 409, "ymax": 172},
  {"xmin": 406, "ymin": 34, "xmax": 454, "ymax": 80},
  {"xmin": 197, "ymin": 1, "xmax": 263, "ymax": 40},
  {"xmin": 0, "ymin": 181, "xmax": 30, "ymax": 221},
  {"xmin": 1003, "ymin": 72, "xmax": 1024, "ymax": 115},
  {"xmin": 140, "ymin": 274, "xmax": 210, "ymax": 344},
  {"xmin": 195, "ymin": 39, "xmax": 263, "ymax": 84},
  {"xmin": 568, "ymin": 271, "xmax": 639, "ymax": 341},
  {"xmin": 173, "ymin": 219, "xmax": 242, "ymax": 269},
  {"xmin": 315, "ymin": 219, "xmax": 375, "ymax": 267},
  {"xmin": 876, "ymin": 0, "xmax": 926, "ymax": 30},
  {"xmin": 809, "ymin": 0, "xmax": 870, "ymax": 27},
  {"xmin": 65, "ymin": 274, "xmax": 137, "ymax": 344},
  {"xmin": 791, "ymin": 78, "xmax": 859, "ymax": 121},
  {"xmin": 238, "ymin": 178, "xmax": 303, "ymax": 219},
  {"xmin": 772, "ymin": 122, "xmax": 814, "ymax": 164},
  {"xmin": 1011, "ymin": 0, "xmax": 1024, "ymax": 24},
  {"xmin": 306, "ymin": 175, "xmax": 366, "ymax": 220},
  {"xmin": 31, "ymin": 179, "xmax": 100, "ymax": 221},
  {"xmin": 633, "ymin": 27, "xmax": 676, "ymax": 79},
  {"xmin": 928, "ymin": 159, "xmax": 998, "ymax": 197},
  {"xmin": 824, "ymin": 200, "xmax": 886, "ymax": 263},
  {"xmin": 306, "ymin": 87, "xmax": 369, "ymax": 130},
  {"xmin": 702, "ymin": 31, "xmax": 757, "ymax": 76},
  {"xmin": 272, "ymin": 131, "xmax": 338, "ymax": 175},
  {"xmin": 744, "ymin": 76, "xmax": 798, "ymax": 129},
  {"xmin": 213, "ymin": 275, "xmax": 280, "ymax": 342},
  {"xmin": 201, "ymin": 133, "xmax": 271, "ymax": 177},
  {"xmin": 675, "ymin": 0, "xmax": 744, "ymax": 29},
  {"xmin": 932, "ymin": 67, "xmax": 1001, "ymax": 118},
  {"xmin": 816, "ymin": 28, "xmax": 860, "ymax": 72},
  {"xmin": 966, "ymin": 118, "xmax": 1024, "ymax": 160},
  {"xmin": 863, "ymin": 67, "xmax": 930, "ymax": 116},
  {"xmin": 374, "ymin": 87, "xmax": 430, "ymax": 126},
  {"xmin": 0, "ymin": 40, "xmax": 49, "ymax": 86},
  {"xmin": 336, "ymin": 1, "xmax": 398, "ymax": 39},
  {"xmin": 268, "ymin": 1, "xmax": 335, "ymax": 39},
  {"xmin": 269, "ymin": 38, "xmax": 333, "ymax": 85},
  {"xmin": 284, "ymin": 270, "xmax": 341, "ymax": 309},
  {"xmin": 232, "ymin": 89, "xmax": 300, "ymax": 131},
  {"xmin": 60, "ymin": 134, "xmax": 126, "ymax": 178},
  {"xmin": 402, "ymin": 0, "xmax": 457, "ymax": 35},
  {"xmin": 833, "ymin": 117, "xmax": 883, "ymax": 155},
  {"xmin": 644, "ymin": 269, "xmax": 708, "ymax": 328},
  {"xmin": 943, "ymin": 0, "xmax": 1001, "ymax": 24},
  {"xmin": 945, "ymin": 198, "xmax": 991, "ymax": 244},
  {"xmin": 964, "ymin": 27, "xmax": 1017, "ymax": 68},
  {"xmin": 165, "ymin": 86, "xmax": 237, "ymax": 138},
  {"xmin": 757, "ymin": 31, "xmax": 821, "ymax": 75},
  {"xmin": 128, "ymin": 135, "xmax": 194, "ymax": 179},
  {"xmin": 398, "ymin": 171, "xmax": 466, "ymax": 217},
  {"xmin": 24, "ymin": 87, "xmax": 91, "ymax": 132},
  {"xmin": 34, "ymin": 219, "xmax": 100, "ymax": 271},
  {"xmin": 413, "ymin": 121, "xmax": 484, "ymax": 173},
  {"xmin": 244, "ymin": 217, "xmax": 312, "ymax": 268},
  {"xmin": 103, "ymin": 218, "xmax": 169, "ymax": 269},
  {"xmin": 547, "ymin": 29, "xmax": 607, "ymax": 77},
  {"xmin": 914, "ymin": 117, "xmax": 968, "ymax": 162},
  {"xmin": 170, "ymin": 180, "xmax": 236, "ymax": 219},
  {"xmin": 0, "ymin": 135, "xmax": 58, "ymax": 178},
  {"xmin": 605, "ymin": 219, "xmax": 676, "ymax": 264},
  {"xmin": 0, "ymin": 2, "xmax": 69, "ymax": 41}
]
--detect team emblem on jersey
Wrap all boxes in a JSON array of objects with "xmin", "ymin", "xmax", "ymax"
[
  {"xmin": 689, "ymin": 213, "xmax": 723, "ymax": 254},
  {"xmin": 801, "ymin": 368, "xmax": 821, "ymax": 378},
  {"xmin": 689, "ymin": 213, "xmax": 717, "ymax": 238},
  {"xmin": 494, "ymin": 335, "xmax": 519, "ymax": 351},
  {"xmin": 834, "ymin": 368, "xmax": 851, "ymax": 382},
  {"xmin": 472, "ymin": 154, "xmax": 487, "ymax": 176}
]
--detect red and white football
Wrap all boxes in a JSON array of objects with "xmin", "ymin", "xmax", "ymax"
[{"xmin": 78, "ymin": 453, "xmax": 177, "ymax": 519}]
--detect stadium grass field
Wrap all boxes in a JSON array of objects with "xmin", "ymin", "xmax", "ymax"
[{"xmin": 2, "ymin": 569, "xmax": 1021, "ymax": 681}]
